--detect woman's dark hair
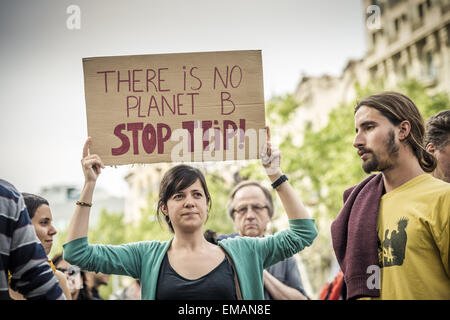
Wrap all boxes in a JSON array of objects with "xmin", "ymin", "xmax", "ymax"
[
  {"xmin": 22, "ymin": 193, "xmax": 49, "ymax": 219},
  {"xmin": 156, "ymin": 164, "xmax": 211, "ymax": 233},
  {"xmin": 355, "ymin": 91, "xmax": 436, "ymax": 172}
]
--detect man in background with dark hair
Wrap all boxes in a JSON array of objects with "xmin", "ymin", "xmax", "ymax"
[
  {"xmin": 425, "ymin": 109, "xmax": 450, "ymax": 183},
  {"xmin": 331, "ymin": 92, "xmax": 449, "ymax": 300},
  {"xmin": 89, "ymin": 271, "xmax": 110, "ymax": 299}
]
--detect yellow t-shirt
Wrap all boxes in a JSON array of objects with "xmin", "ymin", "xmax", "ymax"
[{"xmin": 374, "ymin": 174, "xmax": 450, "ymax": 299}]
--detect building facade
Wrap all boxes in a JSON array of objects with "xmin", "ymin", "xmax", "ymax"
[
  {"xmin": 293, "ymin": 0, "xmax": 450, "ymax": 138},
  {"xmin": 40, "ymin": 184, "xmax": 124, "ymax": 230},
  {"xmin": 364, "ymin": 0, "xmax": 450, "ymax": 91}
]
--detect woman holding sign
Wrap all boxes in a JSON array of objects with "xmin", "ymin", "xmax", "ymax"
[{"xmin": 63, "ymin": 128, "xmax": 317, "ymax": 299}]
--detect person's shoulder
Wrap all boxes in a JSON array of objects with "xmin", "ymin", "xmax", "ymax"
[
  {"xmin": 284, "ymin": 256, "xmax": 298, "ymax": 265},
  {"xmin": 218, "ymin": 233, "xmax": 239, "ymax": 241},
  {"xmin": 0, "ymin": 180, "xmax": 28, "ymax": 223},
  {"xmin": 131, "ymin": 239, "xmax": 172, "ymax": 252},
  {"xmin": 416, "ymin": 175, "xmax": 450, "ymax": 219},
  {"xmin": 433, "ymin": 178, "xmax": 450, "ymax": 206},
  {"xmin": 271, "ymin": 256, "xmax": 297, "ymax": 268},
  {"xmin": 342, "ymin": 174, "xmax": 381, "ymax": 202},
  {"xmin": 0, "ymin": 178, "xmax": 15, "ymax": 190},
  {"xmin": 421, "ymin": 174, "xmax": 450, "ymax": 196},
  {"xmin": 219, "ymin": 234, "xmax": 260, "ymax": 251},
  {"xmin": 0, "ymin": 179, "xmax": 21, "ymax": 204},
  {"xmin": 265, "ymin": 256, "xmax": 292, "ymax": 271}
]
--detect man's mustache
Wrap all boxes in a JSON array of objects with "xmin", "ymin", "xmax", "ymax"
[{"xmin": 357, "ymin": 148, "xmax": 372, "ymax": 156}]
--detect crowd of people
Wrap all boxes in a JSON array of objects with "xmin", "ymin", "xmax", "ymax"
[{"xmin": 1, "ymin": 92, "xmax": 449, "ymax": 300}]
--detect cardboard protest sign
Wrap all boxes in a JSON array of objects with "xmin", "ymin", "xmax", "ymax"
[{"xmin": 83, "ymin": 50, "xmax": 266, "ymax": 165}]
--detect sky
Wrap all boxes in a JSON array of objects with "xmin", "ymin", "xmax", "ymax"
[{"xmin": 0, "ymin": 0, "xmax": 367, "ymax": 197}]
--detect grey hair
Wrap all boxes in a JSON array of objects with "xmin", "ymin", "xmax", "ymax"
[{"xmin": 227, "ymin": 180, "xmax": 274, "ymax": 220}]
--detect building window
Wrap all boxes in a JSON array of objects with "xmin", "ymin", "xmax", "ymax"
[
  {"xmin": 418, "ymin": 3, "xmax": 424, "ymax": 19},
  {"xmin": 372, "ymin": 0, "xmax": 382, "ymax": 6},
  {"xmin": 426, "ymin": 0, "xmax": 432, "ymax": 8},
  {"xmin": 67, "ymin": 187, "xmax": 80, "ymax": 200},
  {"xmin": 395, "ymin": 18, "xmax": 400, "ymax": 32},
  {"xmin": 401, "ymin": 65, "xmax": 408, "ymax": 79},
  {"xmin": 369, "ymin": 66, "xmax": 378, "ymax": 80},
  {"xmin": 425, "ymin": 51, "xmax": 437, "ymax": 80}
]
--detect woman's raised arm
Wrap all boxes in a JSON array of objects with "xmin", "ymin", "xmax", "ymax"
[
  {"xmin": 260, "ymin": 127, "xmax": 311, "ymax": 220},
  {"xmin": 66, "ymin": 138, "xmax": 105, "ymax": 242}
]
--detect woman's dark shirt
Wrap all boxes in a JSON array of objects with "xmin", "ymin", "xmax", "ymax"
[{"xmin": 155, "ymin": 253, "xmax": 237, "ymax": 300}]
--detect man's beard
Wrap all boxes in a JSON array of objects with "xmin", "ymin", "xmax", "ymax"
[{"xmin": 362, "ymin": 130, "xmax": 400, "ymax": 174}]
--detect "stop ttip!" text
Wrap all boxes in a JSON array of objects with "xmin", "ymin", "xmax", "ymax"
[{"xmin": 111, "ymin": 119, "xmax": 246, "ymax": 156}]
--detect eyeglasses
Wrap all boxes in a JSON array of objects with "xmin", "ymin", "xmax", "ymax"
[
  {"xmin": 233, "ymin": 204, "xmax": 268, "ymax": 216},
  {"xmin": 56, "ymin": 265, "xmax": 81, "ymax": 276}
]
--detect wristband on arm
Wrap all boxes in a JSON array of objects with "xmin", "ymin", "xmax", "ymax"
[{"xmin": 271, "ymin": 174, "xmax": 288, "ymax": 189}]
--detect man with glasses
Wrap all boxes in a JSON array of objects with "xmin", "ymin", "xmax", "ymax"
[{"xmin": 217, "ymin": 180, "xmax": 310, "ymax": 300}]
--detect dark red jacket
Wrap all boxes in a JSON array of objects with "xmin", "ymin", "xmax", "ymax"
[{"xmin": 330, "ymin": 174, "xmax": 384, "ymax": 300}]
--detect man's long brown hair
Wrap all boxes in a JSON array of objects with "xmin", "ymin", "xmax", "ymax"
[{"xmin": 355, "ymin": 92, "xmax": 436, "ymax": 172}]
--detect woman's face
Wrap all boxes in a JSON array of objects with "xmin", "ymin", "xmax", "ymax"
[
  {"xmin": 162, "ymin": 179, "xmax": 208, "ymax": 233},
  {"xmin": 31, "ymin": 204, "xmax": 57, "ymax": 255}
]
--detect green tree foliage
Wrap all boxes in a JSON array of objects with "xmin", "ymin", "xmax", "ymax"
[
  {"xmin": 88, "ymin": 209, "xmax": 126, "ymax": 245},
  {"xmin": 266, "ymin": 93, "xmax": 300, "ymax": 125},
  {"xmin": 124, "ymin": 191, "xmax": 171, "ymax": 243},
  {"xmin": 203, "ymin": 172, "xmax": 236, "ymax": 236}
]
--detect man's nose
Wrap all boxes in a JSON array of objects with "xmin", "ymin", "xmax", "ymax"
[
  {"xmin": 353, "ymin": 131, "xmax": 364, "ymax": 149},
  {"xmin": 245, "ymin": 207, "xmax": 257, "ymax": 219}
]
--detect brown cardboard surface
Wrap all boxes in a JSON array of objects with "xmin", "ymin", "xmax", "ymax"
[{"xmin": 83, "ymin": 50, "xmax": 265, "ymax": 165}]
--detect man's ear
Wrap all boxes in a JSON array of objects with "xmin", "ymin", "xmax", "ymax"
[
  {"xmin": 426, "ymin": 142, "xmax": 436, "ymax": 154},
  {"xmin": 398, "ymin": 120, "xmax": 411, "ymax": 141}
]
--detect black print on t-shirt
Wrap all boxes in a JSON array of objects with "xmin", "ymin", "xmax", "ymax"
[{"xmin": 378, "ymin": 217, "xmax": 409, "ymax": 267}]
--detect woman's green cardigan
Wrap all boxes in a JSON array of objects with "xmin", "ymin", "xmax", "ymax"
[{"xmin": 63, "ymin": 218, "xmax": 317, "ymax": 300}]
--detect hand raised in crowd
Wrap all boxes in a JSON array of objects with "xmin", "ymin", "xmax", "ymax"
[
  {"xmin": 260, "ymin": 126, "xmax": 282, "ymax": 178},
  {"xmin": 81, "ymin": 137, "xmax": 105, "ymax": 183}
]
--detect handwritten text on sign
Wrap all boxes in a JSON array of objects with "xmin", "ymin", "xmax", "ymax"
[{"xmin": 83, "ymin": 50, "xmax": 265, "ymax": 165}]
